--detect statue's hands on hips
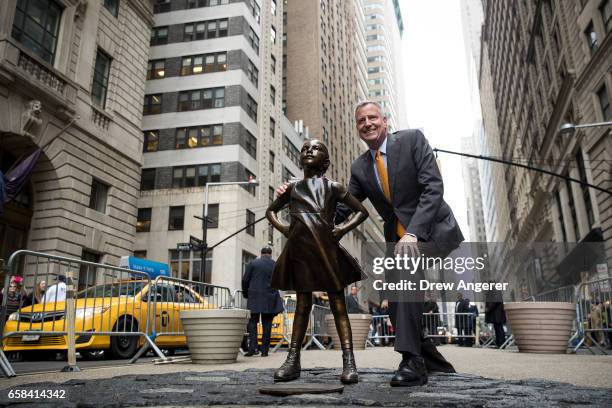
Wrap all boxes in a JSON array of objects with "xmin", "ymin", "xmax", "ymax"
[
  {"xmin": 332, "ymin": 227, "xmax": 345, "ymax": 241},
  {"xmin": 394, "ymin": 233, "xmax": 419, "ymax": 258},
  {"xmin": 276, "ymin": 181, "xmax": 290, "ymax": 197}
]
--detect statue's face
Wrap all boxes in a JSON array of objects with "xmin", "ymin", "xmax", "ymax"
[
  {"xmin": 355, "ymin": 103, "xmax": 387, "ymax": 149},
  {"xmin": 300, "ymin": 139, "xmax": 328, "ymax": 170}
]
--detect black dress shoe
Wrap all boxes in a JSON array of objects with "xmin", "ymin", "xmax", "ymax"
[
  {"xmin": 244, "ymin": 350, "xmax": 259, "ymax": 357},
  {"xmin": 390, "ymin": 356, "xmax": 428, "ymax": 387},
  {"xmin": 261, "ymin": 351, "xmax": 269, "ymax": 357},
  {"xmin": 274, "ymin": 348, "xmax": 301, "ymax": 382},
  {"xmin": 340, "ymin": 349, "xmax": 358, "ymax": 384}
]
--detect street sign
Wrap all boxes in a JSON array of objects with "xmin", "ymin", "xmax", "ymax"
[
  {"xmin": 190, "ymin": 235, "xmax": 204, "ymax": 249},
  {"xmin": 177, "ymin": 242, "xmax": 191, "ymax": 251},
  {"xmin": 119, "ymin": 256, "xmax": 170, "ymax": 279}
]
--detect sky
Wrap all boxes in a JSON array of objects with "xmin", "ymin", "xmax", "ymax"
[{"xmin": 399, "ymin": 0, "xmax": 474, "ymax": 239}]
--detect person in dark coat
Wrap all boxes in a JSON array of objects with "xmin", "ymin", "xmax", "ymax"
[
  {"xmin": 422, "ymin": 296, "xmax": 440, "ymax": 345},
  {"xmin": 485, "ymin": 286, "xmax": 506, "ymax": 348},
  {"xmin": 466, "ymin": 301, "xmax": 478, "ymax": 347},
  {"xmin": 242, "ymin": 247, "xmax": 284, "ymax": 357},
  {"xmin": 455, "ymin": 292, "xmax": 470, "ymax": 346},
  {"xmin": 346, "ymin": 286, "xmax": 365, "ymax": 314}
]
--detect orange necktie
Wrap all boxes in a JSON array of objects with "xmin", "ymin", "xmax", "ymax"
[{"xmin": 375, "ymin": 150, "xmax": 406, "ymax": 238}]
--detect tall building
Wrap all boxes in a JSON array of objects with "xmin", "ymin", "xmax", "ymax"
[
  {"xmin": 284, "ymin": 0, "xmax": 366, "ymax": 186},
  {"xmin": 461, "ymin": 136, "xmax": 487, "ymax": 242},
  {"xmin": 480, "ymin": 0, "xmax": 612, "ymax": 298},
  {"xmin": 363, "ymin": 0, "xmax": 407, "ymax": 131},
  {"xmin": 137, "ymin": 0, "xmax": 303, "ymax": 291},
  {"xmin": 0, "ymin": 0, "xmax": 154, "ymax": 284}
]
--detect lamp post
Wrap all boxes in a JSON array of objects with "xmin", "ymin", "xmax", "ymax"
[
  {"xmin": 196, "ymin": 178, "xmax": 259, "ymax": 283},
  {"xmin": 558, "ymin": 121, "xmax": 612, "ymax": 136}
]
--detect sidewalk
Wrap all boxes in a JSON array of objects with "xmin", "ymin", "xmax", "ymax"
[{"xmin": 1, "ymin": 346, "xmax": 611, "ymax": 406}]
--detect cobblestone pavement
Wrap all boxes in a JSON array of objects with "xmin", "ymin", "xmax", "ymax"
[{"xmin": 1, "ymin": 367, "xmax": 611, "ymax": 407}]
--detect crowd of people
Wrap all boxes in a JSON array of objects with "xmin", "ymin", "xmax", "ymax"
[{"xmin": 0, "ymin": 274, "xmax": 67, "ymax": 323}]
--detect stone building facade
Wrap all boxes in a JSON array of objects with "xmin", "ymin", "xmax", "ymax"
[
  {"xmin": 480, "ymin": 0, "xmax": 611, "ymax": 298},
  {"xmin": 0, "ymin": 0, "xmax": 154, "ymax": 284}
]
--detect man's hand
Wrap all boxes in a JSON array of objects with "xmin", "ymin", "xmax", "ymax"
[
  {"xmin": 276, "ymin": 181, "xmax": 290, "ymax": 197},
  {"xmin": 394, "ymin": 233, "xmax": 419, "ymax": 258},
  {"xmin": 332, "ymin": 227, "xmax": 345, "ymax": 241}
]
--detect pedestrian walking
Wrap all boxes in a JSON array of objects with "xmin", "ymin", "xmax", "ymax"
[
  {"xmin": 455, "ymin": 292, "xmax": 470, "ymax": 346},
  {"xmin": 423, "ymin": 295, "xmax": 440, "ymax": 345},
  {"xmin": 485, "ymin": 286, "xmax": 506, "ymax": 348},
  {"xmin": 241, "ymin": 247, "xmax": 284, "ymax": 357},
  {"xmin": 42, "ymin": 275, "xmax": 67, "ymax": 303},
  {"xmin": 346, "ymin": 286, "xmax": 365, "ymax": 314}
]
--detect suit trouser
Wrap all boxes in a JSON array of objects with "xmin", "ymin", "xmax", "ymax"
[
  {"xmin": 493, "ymin": 323, "xmax": 505, "ymax": 347},
  {"xmin": 247, "ymin": 313, "xmax": 275, "ymax": 353}
]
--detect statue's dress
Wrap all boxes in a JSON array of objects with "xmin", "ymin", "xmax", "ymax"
[{"xmin": 270, "ymin": 177, "xmax": 364, "ymax": 292}]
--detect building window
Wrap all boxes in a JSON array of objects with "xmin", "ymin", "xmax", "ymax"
[
  {"xmin": 147, "ymin": 60, "xmax": 165, "ymax": 80},
  {"xmin": 133, "ymin": 250, "xmax": 147, "ymax": 259},
  {"xmin": 271, "ymin": 0, "xmax": 277, "ymax": 15},
  {"xmin": 241, "ymin": 169, "xmax": 256, "ymax": 195},
  {"xmin": 283, "ymin": 135, "xmax": 300, "ymax": 166},
  {"xmin": 178, "ymin": 88, "xmax": 224, "ymax": 111},
  {"xmin": 269, "ymin": 186, "xmax": 275, "ymax": 204},
  {"xmin": 184, "ymin": 19, "xmax": 228, "ymax": 41},
  {"xmin": 92, "ymin": 49, "xmax": 111, "ymax": 108},
  {"xmin": 137, "ymin": 208, "xmax": 152, "ymax": 232},
  {"xmin": 242, "ymin": 250, "xmax": 257, "ymax": 276},
  {"xmin": 271, "ymin": 55, "xmax": 276, "ymax": 74},
  {"xmin": 143, "ymin": 130, "xmax": 159, "ymax": 152},
  {"xmin": 585, "ymin": 22, "xmax": 598, "ymax": 54},
  {"xmin": 597, "ymin": 84, "xmax": 611, "ymax": 121},
  {"xmin": 12, "ymin": 0, "xmax": 62, "ymax": 64},
  {"xmin": 154, "ymin": 0, "xmax": 171, "ymax": 13},
  {"xmin": 248, "ymin": 28, "xmax": 260, "ymax": 54},
  {"xmin": 249, "ymin": 0, "xmax": 261, "ymax": 23},
  {"xmin": 89, "ymin": 179, "xmax": 109, "ymax": 213},
  {"xmin": 78, "ymin": 251, "xmax": 100, "ymax": 291},
  {"xmin": 246, "ymin": 210, "xmax": 255, "ymax": 236},
  {"xmin": 181, "ymin": 52, "xmax": 227, "ymax": 76},
  {"xmin": 565, "ymin": 177, "xmax": 580, "ymax": 240},
  {"xmin": 282, "ymin": 166, "xmax": 295, "ymax": 182},
  {"xmin": 270, "ymin": 117, "xmax": 276, "ymax": 138},
  {"xmin": 246, "ymin": 94, "xmax": 258, "ymax": 122},
  {"xmin": 576, "ymin": 150, "xmax": 595, "ymax": 228},
  {"xmin": 172, "ymin": 164, "xmax": 221, "ymax": 188},
  {"xmin": 150, "ymin": 26, "xmax": 168, "ymax": 45},
  {"xmin": 188, "ymin": 0, "xmax": 229, "ymax": 7},
  {"xmin": 271, "ymin": 26, "xmax": 277, "ymax": 44},
  {"xmin": 247, "ymin": 59, "xmax": 259, "ymax": 87},
  {"xmin": 245, "ymin": 131, "xmax": 257, "ymax": 158},
  {"xmin": 103, "ymin": 0, "xmax": 119, "ymax": 16},
  {"xmin": 168, "ymin": 206, "xmax": 185, "ymax": 230},
  {"xmin": 205, "ymin": 203, "xmax": 219, "ymax": 228},
  {"xmin": 176, "ymin": 125, "xmax": 223, "ymax": 148},
  {"xmin": 269, "ymin": 151, "xmax": 275, "ymax": 173},
  {"xmin": 270, "ymin": 85, "xmax": 276, "ymax": 105},
  {"xmin": 141, "ymin": 169, "xmax": 156, "ymax": 190},
  {"xmin": 601, "ymin": 0, "xmax": 612, "ymax": 33},
  {"xmin": 143, "ymin": 94, "xmax": 162, "ymax": 115}
]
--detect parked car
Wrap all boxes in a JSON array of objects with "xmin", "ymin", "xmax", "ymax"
[{"xmin": 2, "ymin": 280, "xmax": 213, "ymax": 359}]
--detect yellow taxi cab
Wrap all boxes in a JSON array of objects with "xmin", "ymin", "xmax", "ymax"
[{"xmin": 2, "ymin": 279, "xmax": 212, "ymax": 359}]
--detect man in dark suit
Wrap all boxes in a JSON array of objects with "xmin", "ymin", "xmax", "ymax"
[
  {"xmin": 455, "ymin": 292, "xmax": 470, "ymax": 346},
  {"xmin": 485, "ymin": 286, "xmax": 506, "ymax": 348},
  {"xmin": 346, "ymin": 286, "xmax": 365, "ymax": 314},
  {"xmin": 242, "ymin": 247, "xmax": 284, "ymax": 357},
  {"xmin": 338, "ymin": 101, "xmax": 464, "ymax": 386}
]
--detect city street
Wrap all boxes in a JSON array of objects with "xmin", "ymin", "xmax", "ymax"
[{"xmin": 1, "ymin": 346, "xmax": 611, "ymax": 406}]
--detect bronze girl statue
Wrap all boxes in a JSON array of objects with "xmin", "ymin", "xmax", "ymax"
[{"xmin": 266, "ymin": 139, "xmax": 369, "ymax": 384}]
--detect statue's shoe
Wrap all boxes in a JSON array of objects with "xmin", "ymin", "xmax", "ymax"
[
  {"xmin": 340, "ymin": 349, "xmax": 358, "ymax": 384},
  {"xmin": 274, "ymin": 349, "xmax": 301, "ymax": 382}
]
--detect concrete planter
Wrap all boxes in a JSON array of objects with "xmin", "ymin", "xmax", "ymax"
[
  {"xmin": 325, "ymin": 313, "xmax": 372, "ymax": 350},
  {"xmin": 505, "ymin": 302, "xmax": 575, "ymax": 354},
  {"xmin": 180, "ymin": 309, "xmax": 250, "ymax": 364}
]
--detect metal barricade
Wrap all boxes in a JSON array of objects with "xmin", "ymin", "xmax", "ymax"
[
  {"xmin": 421, "ymin": 312, "xmax": 481, "ymax": 345},
  {"xmin": 131, "ymin": 275, "xmax": 233, "ymax": 361},
  {"xmin": 574, "ymin": 277, "xmax": 612, "ymax": 355},
  {"xmin": 304, "ymin": 304, "xmax": 331, "ymax": 350},
  {"xmin": 232, "ymin": 289, "xmax": 248, "ymax": 310},
  {"xmin": 368, "ymin": 314, "xmax": 395, "ymax": 346},
  {"xmin": 272, "ymin": 297, "xmax": 296, "ymax": 352},
  {"xmin": 524, "ymin": 285, "xmax": 576, "ymax": 303},
  {"xmin": 0, "ymin": 250, "xmax": 162, "ymax": 376}
]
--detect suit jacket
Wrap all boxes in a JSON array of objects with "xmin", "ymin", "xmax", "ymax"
[
  {"xmin": 338, "ymin": 130, "xmax": 464, "ymax": 255},
  {"xmin": 241, "ymin": 257, "xmax": 284, "ymax": 314},
  {"xmin": 345, "ymin": 294, "xmax": 364, "ymax": 314}
]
